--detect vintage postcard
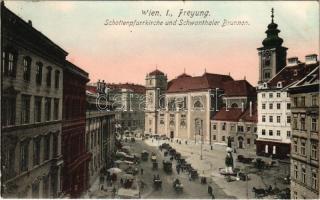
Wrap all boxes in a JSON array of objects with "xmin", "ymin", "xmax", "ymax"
[{"xmin": 1, "ymin": 0, "xmax": 319, "ymax": 199}]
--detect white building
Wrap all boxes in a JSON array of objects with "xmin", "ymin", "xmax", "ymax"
[{"xmin": 256, "ymin": 56, "xmax": 318, "ymax": 158}]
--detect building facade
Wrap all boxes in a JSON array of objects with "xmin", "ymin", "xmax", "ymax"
[
  {"xmin": 145, "ymin": 70, "xmax": 258, "ymax": 145},
  {"xmin": 61, "ymin": 61, "xmax": 90, "ymax": 198},
  {"xmin": 288, "ymin": 66, "xmax": 319, "ymax": 199},
  {"xmin": 107, "ymin": 83, "xmax": 145, "ymax": 137},
  {"xmin": 211, "ymin": 102, "xmax": 257, "ymax": 151},
  {"xmin": 86, "ymin": 82, "xmax": 115, "ymax": 186},
  {"xmin": 256, "ymin": 56, "xmax": 318, "ymax": 159},
  {"xmin": 1, "ymin": 3, "xmax": 66, "ymax": 198}
]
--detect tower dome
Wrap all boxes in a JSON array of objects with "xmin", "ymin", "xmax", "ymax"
[{"xmin": 262, "ymin": 8, "xmax": 284, "ymax": 48}]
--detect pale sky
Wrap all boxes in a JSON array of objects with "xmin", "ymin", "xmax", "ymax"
[{"xmin": 5, "ymin": 1, "xmax": 319, "ymax": 86}]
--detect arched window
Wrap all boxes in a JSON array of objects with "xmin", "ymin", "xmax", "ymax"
[
  {"xmin": 46, "ymin": 66, "xmax": 52, "ymax": 87},
  {"xmin": 2, "ymin": 47, "xmax": 17, "ymax": 77},
  {"xmin": 23, "ymin": 57, "xmax": 32, "ymax": 81},
  {"xmin": 194, "ymin": 100, "xmax": 203, "ymax": 108},
  {"xmin": 36, "ymin": 62, "xmax": 43, "ymax": 85},
  {"xmin": 55, "ymin": 70, "xmax": 60, "ymax": 89}
]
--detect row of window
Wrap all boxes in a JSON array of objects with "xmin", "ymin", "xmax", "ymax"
[
  {"xmin": 292, "ymin": 139, "xmax": 318, "ymax": 160},
  {"xmin": 4, "ymin": 134, "xmax": 58, "ymax": 179},
  {"xmin": 292, "ymin": 116, "xmax": 318, "ymax": 132},
  {"xmin": 261, "ymin": 129, "xmax": 291, "ymax": 138},
  {"xmin": 261, "ymin": 92, "xmax": 285, "ymax": 98},
  {"xmin": 293, "ymin": 95, "xmax": 318, "ymax": 107},
  {"xmin": 293, "ymin": 164, "xmax": 318, "ymax": 191},
  {"xmin": 261, "ymin": 115, "xmax": 290, "ymax": 123},
  {"xmin": 261, "ymin": 102, "xmax": 291, "ymax": 110},
  {"xmin": 2, "ymin": 95, "xmax": 59, "ymax": 127},
  {"xmin": 213, "ymin": 123, "xmax": 257, "ymax": 133},
  {"xmin": 2, "ymin": 51, "xmax": 60, "ymax": 88}
]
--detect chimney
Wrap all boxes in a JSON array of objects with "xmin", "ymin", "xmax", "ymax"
[
  {"xmin": 241, "ymin": 102, "xmax": 244, "ymax": 112},
  {"xmin": 249, "ymin": 101, "xmax": 252, "ymax": 117},
  {"xmin": 305, "ymin": 54, "xmax": 318, "ymax": 65},
  {"xmin": 28, "ymin": 20, "xmax": 32, "ymax": 26},
  {"xmin": 287, "ymin": 57, "xmax": 299, "ymax": 66}
]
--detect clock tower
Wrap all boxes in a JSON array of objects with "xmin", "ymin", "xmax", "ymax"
[
  {"xmin": 145, "ymin": 69, "xmax": 167, "ymax": 135},
  {"xmin": 258, "ymin": 8, "xmax": 287, "ymax": 83}
]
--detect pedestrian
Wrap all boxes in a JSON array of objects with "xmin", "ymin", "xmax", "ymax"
[
  {"xmin": 120, "ymin": 178, "xmax": 123, "ymax": 186},
  {"xmin": 140, "ymin": 168, "xmax": 144, "ymax": 175},
  {"xmin": 208, "ymin": 185, "xmax": 212, "ymax": 196},
  {"xmin": 177, "ymin": 167, "xmax": 180, "ymax": 174},
  {"xmin": 189, "ymin": 173, "xmax": 192, "ymax": 181},
  {"xmin": 112, "ymin": 187, "xmax": 116, "ymax": 198}
]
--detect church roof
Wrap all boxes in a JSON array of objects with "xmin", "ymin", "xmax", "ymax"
[
  {"xmin": 149, "ymin": 69, "xmax": 165, "ymax": 76},
  {"xmin": 167, "ymin": 72, "xmax": 233, "ymax": 93},
  {"xmin": 223, "ymin": 80, "xmax": 256, "ymax": 97},
  {"xmin": 261, "ymin": 8, "xmax": 285, "ymax": 48}
]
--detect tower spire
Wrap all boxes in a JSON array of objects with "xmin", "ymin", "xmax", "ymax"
[{"xmin": 271, "ymin": 8, "xmax": 274, "ymax": 23}]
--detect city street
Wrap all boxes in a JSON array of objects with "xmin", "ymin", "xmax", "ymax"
[{"xmin": 125, "ymin": 138, "xmax": 235, "ymax": 199}]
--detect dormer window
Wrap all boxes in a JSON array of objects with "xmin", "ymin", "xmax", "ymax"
[
  {"xmin": 263, "ymin": 83, "xmax": 268, "ymax": 88},
  {"xmin": 277, "ymin": 81, "xmax": 282, "ymax": 88},
  {"xmin": 293, "ymin": 69, "xmax": 298, "ymax": 76}
]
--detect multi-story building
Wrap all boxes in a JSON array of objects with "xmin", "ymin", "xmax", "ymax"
[
  {"xmin": 145, "ymin": 69, "xmax": 258, "ymax": 144},
  {"xmin": 107, "ymin": 83, "xmax": 145, "ymax": 137},
  {"xmin": 288, "ymin": 65, "xmax": 319, "ymax": 199},
  {"xmin": 1, "ymin": 3, "xmax": 66, "ymax": 198},
  {"xmin": 211, "ymin": 102, "xmax": 257, "ymax": 150},
  {"xmin": 256, "ymin": 9, "xmax": 318, "ymax": 159},
  {"xmin": 256, "ymin": 56, "xmax": 318, "ymax": 159},
  {"xmin": 61, "ymin": 61, "xmax": 90, "ymax": 198},
  {"xmin": 86, "ymin": 81, "xmax": 115, "ymax": 186},
  {"xmin": 211, "ymin": 79, "xmax": 257, "ymax": 148}
]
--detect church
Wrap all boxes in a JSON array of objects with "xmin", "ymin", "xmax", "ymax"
[{"xmin": 144, "ymin": 69, "xmax": 256, "ymax": 144}]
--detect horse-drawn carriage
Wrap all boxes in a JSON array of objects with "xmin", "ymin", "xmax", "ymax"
[
  {"xmin": 163, "ymin": 159, "xmax": 172, "ymax": 173},
  {"xmin": 153, "ymin": 175, "xmax": 162, "ymax": 189},
  {"xmin": 190, "ymin": 169, "xmax": 198, "ymax": 179},
  {"xmin": 141, "ymin": 150, "xmax": 149, "ymax": 161},
  {"xmin": 152, "ymin": 162, "xmax": 158, "ymax": 170},
  {"xmin": 175, "ymin": 152, "xmax": 181, "ymax": 160},
  {"xmin": 169, "ymin": 148, "xmax": 176, "ymax": 156},
  {"xmin": 173, "ymin": 179, "xmax": 183, "ymax": 192}
]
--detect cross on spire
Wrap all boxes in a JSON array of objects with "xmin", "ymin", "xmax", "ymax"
[
  {"xmin": 183, "ymin": 68, "xmax": 186, "ymax": 73},
  {"xmin": 271, "ymin": 8, "xmax": 274, "ymax": 23}
]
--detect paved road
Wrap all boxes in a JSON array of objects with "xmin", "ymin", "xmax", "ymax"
[{"xmin": 123, "ymin": 138, "xmax": 234, "ymax": 199}]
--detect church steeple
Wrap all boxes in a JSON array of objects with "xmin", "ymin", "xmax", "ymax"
[
  {"xmin": 262, "ymin": 8, "xmax": 284, "ymax": 48},
  {"xmin": 258, "ymin": 8, "xmax": 288, "ymax": 84}
]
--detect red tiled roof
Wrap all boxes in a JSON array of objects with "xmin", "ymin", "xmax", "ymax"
[
  {"xmin": 223, "ymin": 80, "xmax": 256, "ymax": 97},
  {"xmin": 167, "ymin": 72, "xmax": 233, "ymax": 93},
  {"xmin": 177, "ymin": 73, "xmax": 192, "ymax": 78},
  {"xmin": 86, "ymin": 85, "xmax": 97, "ymax": 94},
  {"xmin": 149, "ymin": 69, "xmax": 165, "ymax": 76},
  {"xmin": 212, "ymin": 103, "xmax": 257, "ymax": 123},
  {"xmin": 268, "ymin": 62, "xmax": 318, "ymax": 88},
  {"xmin": 107, "ymin": 83, "xmax": 146, "ymax": 94},
  {"xmin": 240, "ymin": 103, "xmax": 258, "ymax": 123},
  {"xmin": 212, "ymin": 108, "xmax": 244, "ymax": 122}
]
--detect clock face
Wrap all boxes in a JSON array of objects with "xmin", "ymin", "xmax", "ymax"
[{"xmin": 263, "ymin": 50, "xmax": 271, "ymax": 59}]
